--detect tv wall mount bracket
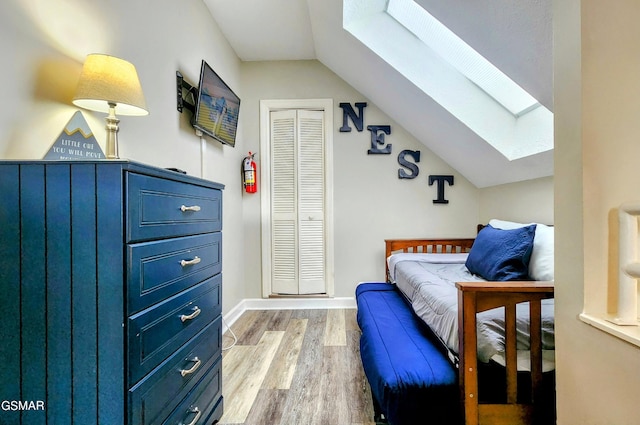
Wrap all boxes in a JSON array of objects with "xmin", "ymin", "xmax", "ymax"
[{"xmin": 176, "ymin": 71, "xmax": 196, "ymax": 114}]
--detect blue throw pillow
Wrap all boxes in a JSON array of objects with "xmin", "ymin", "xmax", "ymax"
[{"xmin": 465, "ymin": 224, "xmax": 537, "ymax": 281}]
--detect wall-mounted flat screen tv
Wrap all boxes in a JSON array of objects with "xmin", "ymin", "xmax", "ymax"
[{"xmin": 192, "ymin": 60, "xmax": 240, "ymax": 147}]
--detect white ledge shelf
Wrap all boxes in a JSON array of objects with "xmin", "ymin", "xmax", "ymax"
[{"xmin": 579, "ymin": 313, "xmax": 640, "ymax": 348}]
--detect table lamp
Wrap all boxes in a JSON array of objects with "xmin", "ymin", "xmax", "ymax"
[{"xmin": 72, "ymin": 54, "xmax": 148, "ymax": 159}]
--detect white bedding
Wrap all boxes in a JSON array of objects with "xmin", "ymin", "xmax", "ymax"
[{"xmin": 388, "ymin": 253, "xmax": 555, "ymax": 370}]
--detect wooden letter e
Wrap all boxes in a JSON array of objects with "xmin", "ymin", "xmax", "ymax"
[{"xmin": 367, "ymin": 125, "xmax": 392, "ymax": 154}]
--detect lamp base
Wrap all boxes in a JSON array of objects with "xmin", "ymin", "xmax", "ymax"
[{"xmin": 105, "ymin": 103, "xmax": 120, "ymax": 159}]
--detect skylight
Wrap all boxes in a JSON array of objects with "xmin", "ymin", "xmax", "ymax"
[
  {"xmin": 342, "ymin": 0, "xmax": 553, "ymax": 161},
  {"xmin": 386, "ymin": 0, "xmax": 540, "ymax": 117}
]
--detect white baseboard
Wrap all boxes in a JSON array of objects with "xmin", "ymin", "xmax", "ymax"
[{"xmin": 222, "ymin": 297, "xmax": 356, "ymax": 332}]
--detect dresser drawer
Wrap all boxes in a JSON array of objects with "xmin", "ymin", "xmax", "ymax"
[
  {"xmin": 128, "ymin": 275, "xmax": 222, "ymax": 383},
  {"xmin": 129, "ymin": 317, "xmax": 222, "ymax": 425},
  {"xmin": 127, "ymin": 173, "xmax": 222, "ymax": 242},
  {"xmin": 162, "ymin": 359, "xmax": 222, "ymax": 425},
  {"xmin": 127, "ymin": 233, "xmax": 222, "ymax": 313}
]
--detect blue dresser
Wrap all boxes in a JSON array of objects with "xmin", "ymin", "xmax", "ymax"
[{"xmin": 0, "ymin": 161, "xmax": 224, "ymax": 425}]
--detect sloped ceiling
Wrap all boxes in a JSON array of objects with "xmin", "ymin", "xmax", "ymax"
[{"xmin": 203, "ymin": 0, "xmax": 552, "ymax": 188}]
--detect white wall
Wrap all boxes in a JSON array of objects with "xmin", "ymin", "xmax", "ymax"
[
  {"xmin": 479, "ymin": 177, "xmax": 554, "ymax": 225},
  {"xmin": 554, "ymin": 1, "xmax": 640, "ymax": 423},
  {"xmin": 0, "ymin": 0, "xmax": 248, "ymax": 313},
  {"xmin": 241, "ymin": 60, "xmax": 481, "ymax": 297}
]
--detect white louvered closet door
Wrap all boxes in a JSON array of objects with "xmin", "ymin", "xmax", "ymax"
[{"xmin": 270, "ymin": 109, "xmax": 326, "ymax": 295}]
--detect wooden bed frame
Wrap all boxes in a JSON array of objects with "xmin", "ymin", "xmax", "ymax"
[{"xmin": 385, "ymin": 237, "xmax": 554, "ymax": 425}]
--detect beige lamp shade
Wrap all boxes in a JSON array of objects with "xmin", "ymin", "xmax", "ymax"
[{"xmin": 73, "ymin": 54, "xmax": 148, "ymax": 116}]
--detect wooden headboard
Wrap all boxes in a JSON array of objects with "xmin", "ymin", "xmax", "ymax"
[
  {"xmin": 385, "ymin": 238, "xmax": 476, "ymax": 282},
  {"xmin": 385, "ymin": 238, "xmax": 475, "ymax": 259},
  {"xmin": 384, "ymin": 225, "xmax": 485, "ymax": 282},
  {"xmin": 385, "ymin": 225, "xmax": 485, "ymax": 258}
]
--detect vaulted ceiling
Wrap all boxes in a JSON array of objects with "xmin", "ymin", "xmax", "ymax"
[{"xmin": 203, "ymin": 0, "xmax": 552, "ymax": 188}]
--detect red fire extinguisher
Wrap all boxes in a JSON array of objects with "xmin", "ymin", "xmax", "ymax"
[{"xmin": 242, "ymin": 152, "xmax": 257, "ymax": 193}]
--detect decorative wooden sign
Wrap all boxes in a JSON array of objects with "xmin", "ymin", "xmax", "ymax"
[
  {"xmin": 44, "ymin": 111, "xmax": 105, "ymax": 160},
  {"xmin": 339, "ymin": 102, "xmax": 454, "ymax": 204}
]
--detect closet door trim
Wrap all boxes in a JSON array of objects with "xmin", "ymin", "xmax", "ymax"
[{"xmin": 259, "ymin": 99, "xmax": 334, "ymax": 298}]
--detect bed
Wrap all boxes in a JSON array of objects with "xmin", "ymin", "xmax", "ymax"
[{"xmin": 385, "ymin": 220, "xmax": 555, "ymax": 425}]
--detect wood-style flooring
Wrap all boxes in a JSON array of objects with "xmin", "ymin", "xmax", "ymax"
[{"xmin": 218, "ymin": 309, "xmax": 375, "ymax": 425}]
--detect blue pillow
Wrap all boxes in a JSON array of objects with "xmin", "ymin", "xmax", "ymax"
[{"xmin": 465, "ymin": 224, "xmax": 537, "ymax": 281}]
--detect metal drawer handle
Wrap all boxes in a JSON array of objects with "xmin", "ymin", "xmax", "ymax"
[
  {"xmin": 180, "ymin": 306, "xmax": 201, "ymax": 323},
  {"xmin": 180, "ymin": 357, "xmax": 202, "ymax": 377},
  {"xmin": 183, "ymin": 406, "xmax": 202, "ymax": 425},
  {"xmin": 180, "ymin": 256, "xmax": 201, "ymax": 267},
  {"xmin": 180, "ymin": 205, "xmax": 201, "ymax": 212}
]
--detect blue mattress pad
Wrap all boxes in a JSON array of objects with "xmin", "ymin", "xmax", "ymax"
[{"xmin": 356, "ymin": 283, "xmax": 460, "ymax": 425}]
